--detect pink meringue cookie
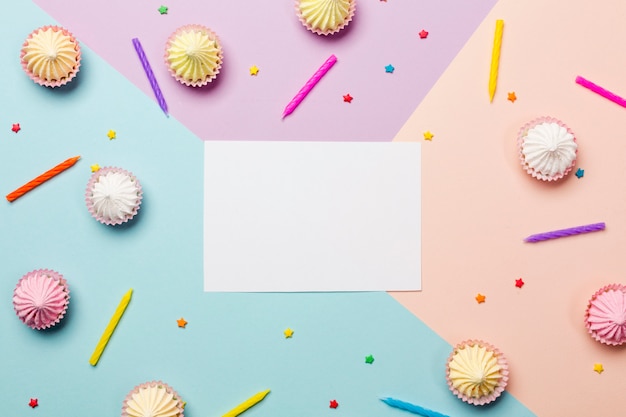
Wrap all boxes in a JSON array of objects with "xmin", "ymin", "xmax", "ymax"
[
  {"xmin": 13, "ymin": 269, "xmax": 70, "ymax": 330},
  {"xmin": 585, "ymin": 284, "xmax": 626, "ymax": 346}
]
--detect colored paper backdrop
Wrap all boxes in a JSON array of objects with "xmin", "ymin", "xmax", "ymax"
[{"xmin": 7, "ymin": 0, "xmax": 626, "ymax": 415}]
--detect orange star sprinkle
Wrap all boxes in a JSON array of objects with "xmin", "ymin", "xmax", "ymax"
[
  {"xmin": 507, "ymin": 92, "xmax": 517, "ymax": 102},
  {"xmin": 177, "ymin": 318, "xmax": 188, "ymax": 328},
  {"xmin": 475, "ymin": 293, "xmax": 486, "ymax": 303}
]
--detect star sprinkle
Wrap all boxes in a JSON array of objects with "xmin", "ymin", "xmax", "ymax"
[
  {"xmin": 418, "ymin": 29, "xmax": 429, "ymax": 39},
  {"xmin": 329, "ymin": 400, "xmax": 339, "ymax": 409},
  {"xmin": 107, "ymin": 130, "xmax": 116, "ymax": 140},
  {"xmin": 423, "ymin": 131, "xmax": 434, "ymax": 141},
  {"xmin": 507, "ymin": 92, "xmax": 517, "ymax": 102},
  {"xmin": 385, "ymin": 64, "xmax": 395, "ymax": 73},
  {"xmin": 475, "ymin": 293, "xmax": 486, "ymax": 303},
  {"xmin": 177, "ymin": 318, "xmax": 188, "ymax": 328},
  {"xmin": 90, "ymin": 164, "xmax": 101, "ymax": 173},
  {"xmin": 575, "ymin": 168, "xmax": 584, "ymax": 178},
  {"xmin": 29, "ymin": 398, "xmax": 38, "ymax": 408},
  {"xmin": 365, "ymin": 354, "xmax": 375, "ymax": 364},
  {"xmin": 11, "ymin": 123, "xmax": 20, "ymax": 133},
  {"xmin": 249, "ymin": 65, "xmax": 259, "ymax": 76},
  {"xmin": 343, "ymin": 94, "xmax": 353, "ymax": 103},
  {"xmin": 158, "ymin": 5, "xmax": 168, "ymax": 14},
  {"xmin": 593, "ymin": 363, "xmax": 604, "ymax": 374},
  {"xmin": 284, "ymin": 328, "xmax": 294, "ymax": 338},
  {"xmin": 515, "ymin": 278, "xmax": 525, "ymax": 288}
]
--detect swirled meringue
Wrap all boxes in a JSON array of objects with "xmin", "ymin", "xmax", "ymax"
[
  {"xmin": 586, "ymin": 284, "xmax": 626, "ymax": 346},
  {"xmin": 122, "ymin": 381, "xmax": 184, "ymax": 417},
  {"xmin": 20, "ymin": 25, "xmax": 81, "ymax": 87},
  {"xmin": 13, "ymin": 269, "xmax": 70, "ymax": 330},
  {"xmin": 86, "ymin": 167, "xmax": 142, "ymax": 225},
  {"xmin": 296, "ymin": 0, "xmax": 355, "ymax": 35},
  {"xmin": 518, "ymin": 117, "xmax": 577, "ymax": 181},
  {"xmin": 446, "ymin": 340, "xmax": 508, "ymax": 405},
  {"xmin": 165, "ymin": 25, "xmax": 222, "ymax": 87}
]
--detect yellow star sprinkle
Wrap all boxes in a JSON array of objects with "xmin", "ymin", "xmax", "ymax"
[
  {"xmin": 249, "ymin": 65, "xmax": 259, "ymax": 76},
  {"xmin": 423, "ymin": 131, "xmax": 434, "ymax": 141},
  {"xmin": 593, "ymin": 363, "xmax": 604, "ymax": 374},
  {"xmin": 107, "ymin": 130, "xmax": 116, "ymax": 140},
  {"xmin": 177, "ymin": 318, "xmax": 188, "ymax": 328},
  {"xmin": 475, "ymin": 293, "xmax": 486, "ymax": 304},
  {"xmin": 284, "ymin": 328, "xmax": 294, "ymax": 338},
  {"xmin": 90, "ymin": 164, "xmax": 101, "ymax": 172}
]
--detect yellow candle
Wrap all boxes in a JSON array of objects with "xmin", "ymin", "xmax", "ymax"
[
  {"xmin": 89, "ymin": 288, "xmax": 133, "ymax": 366},
  {"xmin": 222, "ymin": 389, "xmax": 270, "ymax": 417},
  {"xmin": 489, "ymin": 19, "xmax": 504, "ymax": 102}
]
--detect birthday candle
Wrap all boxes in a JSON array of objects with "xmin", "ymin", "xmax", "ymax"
[
  {"xmin": 488, "ymin": 20, "xmax": 504, "ymax": 102},
  {"xmin": 222, "ymin": 389, "xmax": 270, "ymax": 417},
  {"xmin": 132, "ymin": 38, "xmax": 169, "ymax": 116},
  {"xmin": 575, "ymin": 76, "xmax": 626, "ymax": 108},
  {"xmin": 6, "ymin": 156, "xmax": 80, "ymax": 202},
  {"xmin": 89, "ymin": 289, "xmax": 133, "ymax": 366},
  {"xmin": 380, "ymin": 397, "xmax": 449, "ymax": 417},
  {"xmin": 282, "ymin": 54, "xmax": 337, "ymax": 118},
  {"xmin": 524, "ymin": 222, "xmax": 605, "ymax": 243}
]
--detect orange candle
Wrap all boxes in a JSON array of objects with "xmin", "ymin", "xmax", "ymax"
[{"xmin": 6, "ymin": 156, "xmax": 80, "ymax": 202}]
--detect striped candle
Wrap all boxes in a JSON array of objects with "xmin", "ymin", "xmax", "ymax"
[{"xmin": 524, "ymin": 222, "xmax": 605, "ymax": 243}]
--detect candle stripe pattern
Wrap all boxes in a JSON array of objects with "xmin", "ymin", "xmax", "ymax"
[
  {"xmin": 6, "ymin": 156, "xmax": 80, "ymax": 202},
  {"xmin": 282, "ymin": 54, "xmax": 337, "ymax": 118},
  {"xmin": 524, "ymin": 222, "xmax": 605, "ymax": 243},
  {"xmin": 132, "ymin": 38, "xmax": 168, "ymax": 116}
]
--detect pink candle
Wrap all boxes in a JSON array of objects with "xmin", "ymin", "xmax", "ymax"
[
  {"xmin": 282, "ymin": 54, "xmax": 337, "ymax": 118},
  {"xmin": 575, "ymin": 76, "xmax": 626, "ymax": 108}
]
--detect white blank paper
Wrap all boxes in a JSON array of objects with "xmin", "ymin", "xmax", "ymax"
[{"xmin": 203, "ymin": 141, "xmax": 421, "ymax": 292}]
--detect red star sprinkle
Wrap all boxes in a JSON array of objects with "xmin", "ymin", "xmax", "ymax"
[
  {"xmin": 419, "ymin": 29, "xmax": 429, "ymax": 39},
  {"xmin": 515, "ymin": 278, "xmax": 525, "ymax": 288},
  {"xmin": 11, "ymin": 123, "xmax": 21, "ymax": 133},
  {"xmin": 329, "ymin": 400, "xmax": 339, "ymax": 409},
  {"xmin": 343, "ymin": 94, "xmax": 353, "ymax": 103},
  {"xmin": 29, "ymin": 398, "xmax": 38, "ymax": 408}
]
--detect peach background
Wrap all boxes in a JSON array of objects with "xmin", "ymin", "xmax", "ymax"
[{"xmin": 392, "ymin": 0, "xmax": 626, "ymax": 415}]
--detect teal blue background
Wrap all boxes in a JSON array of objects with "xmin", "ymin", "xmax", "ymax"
[{"xmin": 0, "ymin": 2, "xmax": 535, "ymax": 416}]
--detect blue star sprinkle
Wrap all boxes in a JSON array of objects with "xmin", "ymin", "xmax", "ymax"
[
  {"xmin": 385, "ymin": 64, "xmax": 395, "ymax": 73},
  {"xmin": 575, "ymin": 168, "xmax": 584, "ymax": 178}
]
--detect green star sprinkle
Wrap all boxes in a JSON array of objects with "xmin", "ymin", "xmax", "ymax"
[
  {"xmin": 365, "ymin": 354, "xmax": 375, "ymax": 364},
  {"xmin": 158, "ymin": 5, "xmax": 168, "ymax": 14}
]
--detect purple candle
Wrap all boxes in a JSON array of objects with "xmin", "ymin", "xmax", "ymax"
[
  {"xmin": 132, "ymin": 38, "xmax": 168, "ymax": 116},
  {"xmin": 524, "ymin": 222, "xmax": 606, "ymax": 243}
]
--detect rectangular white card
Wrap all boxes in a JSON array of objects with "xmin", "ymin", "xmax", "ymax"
[{"xmin": 203, "ymin": 141, "xmax": 421, "ymax": 292}]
